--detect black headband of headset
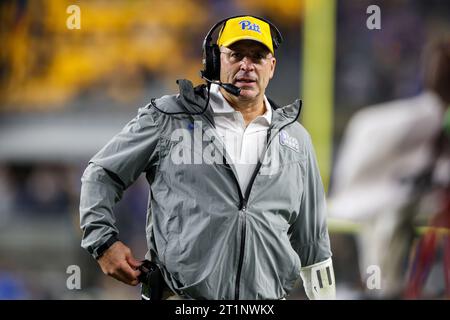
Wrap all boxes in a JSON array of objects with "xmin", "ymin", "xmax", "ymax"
[{"xmin": 202, "ymin": 15, "xmax": 283, "ymax": 54}]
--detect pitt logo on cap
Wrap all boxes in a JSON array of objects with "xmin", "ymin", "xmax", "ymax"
[{"xmin": 238, "ymin": 20, "xmax": 261, "ymax": 34}]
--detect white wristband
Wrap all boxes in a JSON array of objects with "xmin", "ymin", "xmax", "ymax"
[{"xmin": 300, "ymin": 257, "xmax": 336, "ymax": 300}]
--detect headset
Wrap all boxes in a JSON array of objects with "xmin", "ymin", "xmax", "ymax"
[
  {"xmin": 151, "ymin": 15, "xmax": 283, "ymax": 115},
  {"xmin": 200, "ymin": 15, "xmax": 284, "ymax": 96}
]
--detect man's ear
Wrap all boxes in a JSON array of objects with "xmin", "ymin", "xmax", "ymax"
[{"xmin": 269, "ymin": 57, "xmax": 276, "ymax": 79}]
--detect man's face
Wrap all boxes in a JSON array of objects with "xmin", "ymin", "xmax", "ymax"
[{"xmin": 219, "ymin": 40, "xmax": 276, "ymax": 102}]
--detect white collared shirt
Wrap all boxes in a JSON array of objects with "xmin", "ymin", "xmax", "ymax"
[{"xmin": 209, "ymin": 84, "xmax": 272, "ymax": 192}]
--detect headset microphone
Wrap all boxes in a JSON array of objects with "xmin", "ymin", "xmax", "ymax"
[
  {"xmin": 201, "ymin": 74, "xmax": 241, "ymax": 97},
  {"xmin": 220, "ymin": 83, "xmax": 241, "ymax": 97}
]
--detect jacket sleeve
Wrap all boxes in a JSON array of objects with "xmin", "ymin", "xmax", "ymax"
[
  {"xmin": 79, "ymin": 103, "xmax": 160, "ymax": 258},
  {"xmin": 288, "ymin": 132, "xmax": 332, "ymax": 267}
]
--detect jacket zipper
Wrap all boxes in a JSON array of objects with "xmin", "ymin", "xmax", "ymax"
[
  {"xmin": 234, "ymin": 129, "xmax": 272, "ymax": 300},
  {"xmin": 234, "ymin": 198, "xmax": 247, "ymax": 300},
  {"xmin": 233, "ymin": 116, "xmax": 300, "ymax": 299},
  {"xmin": 199, "ymin": 100, "xmax": 301, "ymax": 300}
]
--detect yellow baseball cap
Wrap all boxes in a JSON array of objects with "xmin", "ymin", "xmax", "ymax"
[{"xmin": 217, "ymin": 16, "xmax": 274, "ymax": 55}]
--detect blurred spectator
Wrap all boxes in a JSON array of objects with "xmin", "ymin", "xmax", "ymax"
[{"xmin": 329, "ymin": 37, "xmax": 450, "ymax": 298}]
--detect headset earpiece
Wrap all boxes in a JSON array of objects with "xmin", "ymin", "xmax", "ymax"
[
  {"xmin": 210, "ymin": 44, "xmax": 221, "ymax": 80},
  {"xmin": 202, "ymin": 42, "xmax": 213, "ymax": 80},
  {"xmin": 202, "ymin": 37, "xmax": 221, "ymax": 80}
]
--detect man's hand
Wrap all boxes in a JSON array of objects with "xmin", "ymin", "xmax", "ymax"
[{"xmin": 97, "ymin": 241, "xmax": 142, "ymax": 286}]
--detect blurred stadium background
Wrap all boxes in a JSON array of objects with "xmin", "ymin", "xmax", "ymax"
[{"xmin": 0, "ymin": 0, "xmax": 449, "ymax": 299}]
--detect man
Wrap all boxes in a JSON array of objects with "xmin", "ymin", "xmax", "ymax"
[{"xmin": 80, "ymin": 15, "xmax": 335, "ymax": 300}]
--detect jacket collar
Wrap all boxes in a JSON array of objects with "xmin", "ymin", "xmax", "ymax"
[{"xmin": 176, "ymin": 79, "xmax": 302, "ymax": 130}]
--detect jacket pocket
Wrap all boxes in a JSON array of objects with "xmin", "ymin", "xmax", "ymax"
[{"xmin": 270, "ymin": 217, "xmax": 301, "ymax": 293}]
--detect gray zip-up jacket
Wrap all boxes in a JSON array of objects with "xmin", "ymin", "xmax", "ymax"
[{"xmin": 80, "ymin": 79, "xmax": 332, "ymax": 300}]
